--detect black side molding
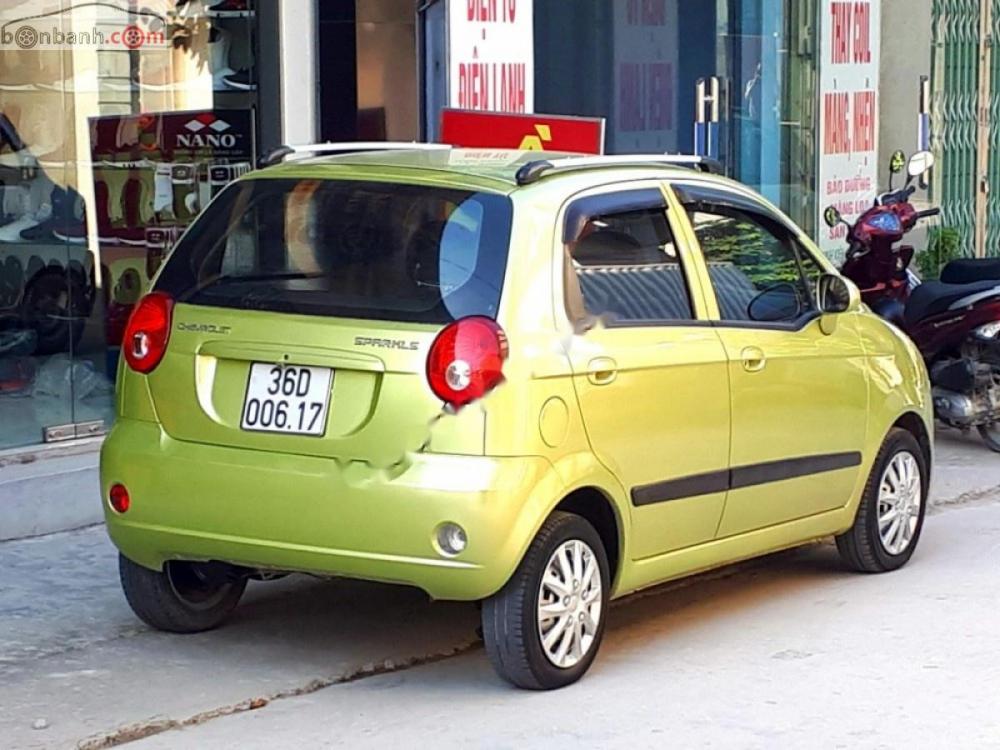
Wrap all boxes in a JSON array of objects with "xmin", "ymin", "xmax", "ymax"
[
  {"xmin": 730, "ymin": 452, "xmax": 862, "ymax": 491},
  {"xmin": 632, "ymin": 469, "xmax": 730, "ymax": 507},
  {"xmin": 631, "ymin": 452, "xmax": 863, "ymax": 507}
]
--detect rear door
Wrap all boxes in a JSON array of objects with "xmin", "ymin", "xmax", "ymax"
[
  {"xmin": 559, "ymin": 181, "xmax": 732, "ymax": 560},
  {"xmin": 674, "ymin": 182, "xmax": 868, "ymax": 536},
  {"xmin": 148, "ymin": 176, "xmax": 514, "ymax": 466}
]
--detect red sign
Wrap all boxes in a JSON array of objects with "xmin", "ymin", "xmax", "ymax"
[{"xmin": 440, "ymin": 109, "xmax": 605, "ymax": 154}]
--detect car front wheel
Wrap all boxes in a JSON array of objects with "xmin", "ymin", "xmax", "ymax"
[
  {"xmin": 119, "ymin": 554, "xmax": 247, "ymax": 633},
  {"xmin": 836, "ymin": 429, "xmax": 928, "ymax": 573},
  {"xmin": 482, "ymin": 511, "xmax": 610, "ymax": 690}
]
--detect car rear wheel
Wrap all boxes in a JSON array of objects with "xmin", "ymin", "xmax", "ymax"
[
  {"xmin": 482, "ymin": 511, "xmax": 610, "ymax": 690},
  {"xmin": 119, "ymin": 554, "xmax": 247, "ymax": 633},
  {"xmin": 836, "ymin": 429, "xmax": 927, "ymax": 573},
  {"xmin": 976, "ymin": 423, "xmax": 1000, "ymax": 454}
]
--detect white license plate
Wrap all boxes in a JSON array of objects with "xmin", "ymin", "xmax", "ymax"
[{"xmin": 240, "ymin": 363, "xmax": 333, "ymax": 436}]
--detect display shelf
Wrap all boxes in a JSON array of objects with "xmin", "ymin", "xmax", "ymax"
[{"xmin": 204, "ymin": 9, "xmax": 255, "ymax": 19}]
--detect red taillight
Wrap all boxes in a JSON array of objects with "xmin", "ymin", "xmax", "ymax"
[
  {"xmin": 109, "ymin": 484, "xmax": 130, "ymax": 513},
  {"xmin": 122, "ymin": 292, "xmax": 173, "ymax": 373},
  {"xmin": 426, "ymin": 316, "xmax": 508, "ymax": 409}
]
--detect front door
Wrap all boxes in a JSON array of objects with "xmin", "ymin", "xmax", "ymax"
[
  {"xmin": 676, "ymin": 182, "xmax": 868, "ymax": 537},
  {"xmin": 560, "ymin": 183, "xmax": 731, "ymax": 560}
]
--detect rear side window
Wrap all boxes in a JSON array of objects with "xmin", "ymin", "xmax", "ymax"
[
  {"xmin": 156, "ymin": 179, "xmax": 513, "ymax": 324},
  {"xmin": 565, "ymin": 198, "xmax": 693, "ymax": 325}
]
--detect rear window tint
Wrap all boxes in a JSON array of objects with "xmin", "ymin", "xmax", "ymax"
[{"xmin": 155, "ymin": 178, "xmax": 513, "ymax": 324}]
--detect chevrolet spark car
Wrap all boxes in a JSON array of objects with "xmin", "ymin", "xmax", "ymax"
[{"xmin": 102, "ymin": 146, "xmax": 932, "ymax": 689}]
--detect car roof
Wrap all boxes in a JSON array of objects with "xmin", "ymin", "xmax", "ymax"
[{"xmin": 254, "ymin": 148, "xmax": 720, "ymax": 193}]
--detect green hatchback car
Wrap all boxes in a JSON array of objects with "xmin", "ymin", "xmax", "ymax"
[{"xmin": 103, "ymin": 145, "xmax": 932, "ymax": 689}]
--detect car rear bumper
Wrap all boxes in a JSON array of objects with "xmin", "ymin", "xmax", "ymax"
[{"xmin": 101, "ymin": 419, "xmax": 559, "ymax": 600}]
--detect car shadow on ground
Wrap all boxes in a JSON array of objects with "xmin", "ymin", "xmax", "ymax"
[{"xmin": 165, "ymin": 541, "xmax": 864, "ymax": 692}]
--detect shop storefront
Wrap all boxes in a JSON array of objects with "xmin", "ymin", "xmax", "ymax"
[
  {"xmin": 0, "ymin": 0, "xmax": 425, "ymax": 456},
  {"xmin": 424, "ymin": 0, "xmax": 821, "ymax": 231},
  {"xmin": 0, "ymin": 0, "xmax": 281, "ymax": 452},
  {"xmin": 0, "ymin": 0, "xmax": 849, "ymax": 456},
  {"xmin": 533, "ymin": 0, "xmax": 820, "ymax": 232}
]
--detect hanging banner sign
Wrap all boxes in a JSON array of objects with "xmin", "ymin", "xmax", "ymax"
[
  {"xmin": 440, "ymin": 109, "xmax": 604, "ymax": 153},
  {"xmin": 448, "ymin": 0, "xmax": 534, "ymax": 114},
  {"xmin": 817, "ymin": 0, "xmax": 881, "ymax": 257},
  {"xmin": 612, "ymin": 0, "xmax": 680, "ymax": 153}
]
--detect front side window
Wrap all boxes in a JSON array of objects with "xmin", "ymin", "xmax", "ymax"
[
  {"xmin": 565, "ymin": 203, "xmax": 694, "ymax": 325},
  {"xmin": 156, "ymin": 179, "xmax": 513, "ymax": 324},
  {"xmin": 687, "ymin": 205, "xmax": 817, "ymax": 324}
]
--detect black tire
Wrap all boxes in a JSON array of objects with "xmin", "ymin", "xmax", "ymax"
[
  {"xmin": 976, "ymin": 424, "xmax": 1000, "ymax": 454},
  {"xmin": 482, "ymin": 511, "xmax": 610, "ymax": 690},
  {"xmin": 836, "ymin": 429, "xmax": 928, "ymax": 573},
  {"xmin": 119, "ymin": 554, "xmax": 247, "ymax": 633}
]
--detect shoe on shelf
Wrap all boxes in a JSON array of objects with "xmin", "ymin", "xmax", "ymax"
[
  {"xmin": 16, "ymin": 187, "xmax": 86, "ymax": 244},
  {"xmin": 0, "ymin": 203, "xmax": 53, "ymax": 243},
  {"xmin": 222, "ymin": 70, "xmax": 255, "ymax": 90},
  {"xmin": 209, "ymin": 26, "xmax": 236, "ymax": 89},
  {"xmin": 18, "ymin": 217, "xmax": 57, "ymax": 243}
]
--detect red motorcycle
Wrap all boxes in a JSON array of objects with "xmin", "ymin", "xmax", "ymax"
[{"xmin": 825, "ymin": 150, "xmax": 1000, "ymax": 452}]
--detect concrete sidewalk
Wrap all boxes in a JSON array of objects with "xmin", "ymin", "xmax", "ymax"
[
  {"xmin": 1, "ymin": 430, "xmax": 998, "ymax": 749},
  {"xmin": 0, "ymin": 445, "xmax": 101, "ymax": 541}
]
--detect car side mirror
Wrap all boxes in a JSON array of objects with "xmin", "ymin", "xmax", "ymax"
[
  {"xmin": 817, "ymin": 274, "xmax": 860, "ymax": 335},
  {"xmin": 818, "ymin": 272, "xmax": 860, "ymax": 312},
  {"xmin": 747, "ymin": 283, "xmax": 803, "ymax": 323}
]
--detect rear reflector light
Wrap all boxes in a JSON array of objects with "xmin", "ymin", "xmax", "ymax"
[
  {"xmin": 109, "ymin": 484, "xmax": 130, "ymax": 513},
  {"xmin": 123, "ymin": 292, "xmax": 173, "ymax": 374},
  {"xmin": 426, "ymin": 316, "xmax": 508, "ymax": 409}
]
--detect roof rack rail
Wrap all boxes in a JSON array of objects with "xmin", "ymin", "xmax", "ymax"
[
  {"xmin": 514, "ymin": 154, "xmax": 724, "ymax": 186},
  {"xmin": 260, "ymin": 141, "xmax": 451, "ymax": 168}
]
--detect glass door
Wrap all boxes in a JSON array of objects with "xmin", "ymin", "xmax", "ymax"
[{"xmin": 713, "ymin": 0, "xmax": 818, "ymax": 232}]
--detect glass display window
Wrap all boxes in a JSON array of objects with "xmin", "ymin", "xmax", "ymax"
[{"xmin": 0, "ymin": 0, "xmax": 260, "ymax": 450}]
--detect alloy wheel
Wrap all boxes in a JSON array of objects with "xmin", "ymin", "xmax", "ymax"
[
  {"xmin": 536, "ymin": 539, "xmax": 603, "ymax": 669},
  {"xmin": 877, "ymin": 451, "xmax": 922, "ymax": 555}
]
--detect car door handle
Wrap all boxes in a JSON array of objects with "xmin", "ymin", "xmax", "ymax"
[
  {"xmin": 741, "ymin": 346, "xmax": 766, "ymax": 373},
  {"xmin": 587, "ymin": 357, "xmax": 618, "ymax": 385}
]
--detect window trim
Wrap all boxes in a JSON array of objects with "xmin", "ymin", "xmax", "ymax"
[
  {"xmin": 676, "ymin": 184, "xmax": 825, "ymax": 331},
  {"xmin": 559, "ymin": 186, "xmax": 702, "ymax": 329}
]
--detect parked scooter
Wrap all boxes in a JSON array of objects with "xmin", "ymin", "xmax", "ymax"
[{"xmin": 824, "ymin": 150, "xmax": 1000, "ymax": 452}]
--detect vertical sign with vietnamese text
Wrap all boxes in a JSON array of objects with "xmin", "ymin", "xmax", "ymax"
[
  {"xmin": 448, "ymin": 0, "xmax": 534, "ymax": 114},
  {"xmin": 817, "ymin": 0, "xmax": 881, "ymax": 257},
  {"xmin": 612, "ymin": 0, "xmax": 679, "ymax": 153}
]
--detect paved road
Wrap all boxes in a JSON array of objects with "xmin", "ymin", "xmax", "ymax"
[
  {"xmin": 2, "ymin": 432, "xmax": 999, "ymax": 749},
  {"xmin": 130, "ymin": 501, "xmax": 1000, "ymax": 750}
]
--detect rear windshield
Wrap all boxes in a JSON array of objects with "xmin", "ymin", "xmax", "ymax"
[{"xmin": 155, "ymin": 178, "xmax": 513, "ymax": 324}]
